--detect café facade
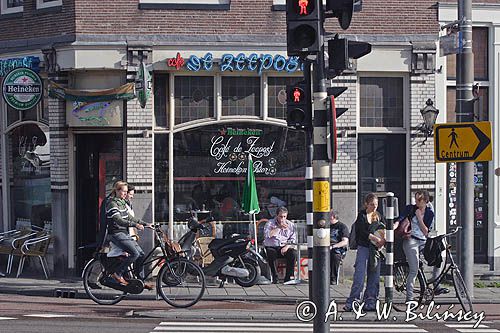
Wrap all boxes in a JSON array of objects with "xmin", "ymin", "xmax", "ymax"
[{"xmin": 0, "ymin": 0, "xmax": 499, "ymax": 276}]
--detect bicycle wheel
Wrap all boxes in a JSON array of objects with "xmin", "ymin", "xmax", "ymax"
[
  {"xmin": 452, "ymin": 269, "xmax": 473, "ymax": 312},
  {"xmin": 157, "ymin": 258, "xmax": 205, "ymax": 308},
  {"xmin": 393, "ymin": 261, "xmax": 425, "ymax": 304},
  {"xmin": 82, "ymin": 258, "xmax": 126, "ymax": 305}
]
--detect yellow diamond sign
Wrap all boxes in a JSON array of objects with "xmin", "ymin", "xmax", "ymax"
[{"xmin": 434, "ymin": 121, "xmax": 492, "ymax": 163}]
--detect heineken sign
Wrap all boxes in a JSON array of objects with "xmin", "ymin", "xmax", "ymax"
[{"xmin": 2, "ymin": 67, "xmax": 43, "ymax": 111}]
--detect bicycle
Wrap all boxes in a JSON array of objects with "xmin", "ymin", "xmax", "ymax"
[
  {"xmin": 393, "ymin": 226, "xmax": 473, "ymax": 313},
  {"xmin": 82, "ymin": 224, "xmax": 206, "ymax": 308}
]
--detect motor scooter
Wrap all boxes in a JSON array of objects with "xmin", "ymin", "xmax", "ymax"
[{"xmin": 179, "ymin": 216, "xmax": 261, "ymax": 287}]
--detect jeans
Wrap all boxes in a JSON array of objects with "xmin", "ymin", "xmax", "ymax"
[
  {"xmin": 330, "ymin": 250, "xmax": 344, "ymax": 283},
  {"xmin": 109, "ymin": 232, "xmax": 145, "ymax": 278},
  {"xmin": 403, "ymin": 237, "xmax": 442, "ymax": 302},
  {"xmin": 265, "ymin": 246, "xmax": 296, "ymax": 282},
  {"xmin": 345, "ymin": 245, "xmax": 381, "ymax": 310}
]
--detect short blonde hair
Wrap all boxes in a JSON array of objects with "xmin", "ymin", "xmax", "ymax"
[{"xmin": 112, "ymin": 180, "xmax": 128, "ymax": 197}]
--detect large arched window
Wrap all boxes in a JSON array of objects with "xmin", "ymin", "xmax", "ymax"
[
  {"xmin": 7, "ymin": 122, "xmax": 51, "ymax": 229},
  {"xmin": 171, "ymin": 123, "xmax": 305, "ymax": 225}
]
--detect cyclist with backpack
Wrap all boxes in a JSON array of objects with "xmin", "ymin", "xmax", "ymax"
[{"xmin": 394, "ymin": 190, "xmax": 448, "ymax": 302}]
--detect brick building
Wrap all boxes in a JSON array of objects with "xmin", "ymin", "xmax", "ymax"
[{"xmin": 0, "ymin": 0, "xmax": 498, "ymax": 276}]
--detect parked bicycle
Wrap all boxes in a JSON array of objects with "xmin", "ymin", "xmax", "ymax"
[
  {"xmin": 394, "ymin": 226, "xmax": 473, "ymax": 312},
  {"xmin": 82, "ymin": 224, "xmax": 205, "ymax": 308}
]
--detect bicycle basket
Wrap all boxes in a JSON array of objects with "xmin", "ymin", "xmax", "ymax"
[{"xmin": 165, "ymin": 239, "xmax": 182, "ymax": 257}]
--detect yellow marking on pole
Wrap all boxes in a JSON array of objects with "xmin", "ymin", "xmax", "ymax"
[{"xmin": 313, "ymin": 181, "xmax": 330, "ymax": 212}]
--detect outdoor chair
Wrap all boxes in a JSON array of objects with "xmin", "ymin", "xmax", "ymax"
[
  {"xmin": 17, "ymin": 232, "xmax": 53, "ymax": 279},
  {"xmin": 195, "ymin": 236, "xmax": 214, "ymax": 267},
  {"xmin": 0, "ymin": 228, "xmax": 39, "ymax": 275}
]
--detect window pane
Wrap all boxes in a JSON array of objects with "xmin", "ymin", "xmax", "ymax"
[
  {"xmin": 172, "ymin": 124, "xmax": 305, "ymax": 230},
  {"xmin": 447, "ymin": 27, "xmax": 489, "ymax": 80},
  {"xmin": 268, "ymin": 77, "xmax": 298, "ymax": 120},
  {"xmin": 8, "ymin": 123, "xmax": 51, "ymax": 229},
  {"xmin": 154, "ymin": 73, "xmax": 168, "ymax": 128},
  {"xmin": 7, "ymin": 105, "xmax": 20, "ymax": 126},
  {"xmin": 174, "ymin": 76, "xmax": 214, "ymax": 124},
  {"xmin": 360, "ymin": 77, "xmax": 403, "ymax": 127},
  {"xmin": 222, "ymin": 77, "xmax": 260, "ymax": 116},
  {"xmin": 447, "ymin": 87, "xmax": 488, "ymax": 122},
  {"xmin": 154, "ymin": 133, "xmax": 169, "ymax": 222},
  {"xmin": 7, "ymin": 0, "xmax": 23, "ymax": 7}
]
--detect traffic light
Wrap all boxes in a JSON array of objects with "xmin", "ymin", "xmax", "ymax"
[
  {"xmin": 328, "ymin": 37, "xmax": 372, "ymax": 76},
  {"xmin": 327, "ymin": 88, "xmax": 348, "ymax": 162},
  {"xmin": 325, "ymin": 0, "xmax": 356, "ymax": 30},
  {"xmin": 287, "ymin": 80, "xmax": 312, "ymax": 129},
  {"xmin": 286, "ymin": 0, "xmax": 322, "ymax": 56}
]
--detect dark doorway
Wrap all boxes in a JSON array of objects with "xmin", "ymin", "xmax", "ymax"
[
  {"xmin": 75, "ymin": 133, "xmax": 122, "ymax": 272},
  {"xmin": 358, "ymin": 134, "xmax": 406, "ymax": 213}
]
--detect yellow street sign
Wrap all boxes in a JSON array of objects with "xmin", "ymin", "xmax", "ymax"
[
  {"xmin": 313, "ymin": 181, "xmax": 330, "ymax": 212},
  {"xmin": 434, "ymin": 121, "xmax": 492, "ymax": 163}
]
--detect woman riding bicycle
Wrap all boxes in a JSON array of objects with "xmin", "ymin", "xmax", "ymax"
[
  {"xmin": 106, "ymin": 180, "xmax": 151, "ymax": 286},
  {"xmin": 394, "ymin": 190, "xmax": 448, "ymax": 302}
]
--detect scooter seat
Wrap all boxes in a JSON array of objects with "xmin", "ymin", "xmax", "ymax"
[{"xmin": 209, "ymin": 238, "xmax": 243, "ymax": 251}]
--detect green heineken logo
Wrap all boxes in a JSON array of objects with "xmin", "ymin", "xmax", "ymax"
[
  {"xmin": 221, "ymin": 128, "xmax": 263, "ymax": 136},
  {"xmin": 2, "ymin": 67, "xmax": 43, "ymax": 111}
]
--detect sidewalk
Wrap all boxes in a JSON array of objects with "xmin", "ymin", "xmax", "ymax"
[{"xmin": 2, "ymin": 276, "xmax": 500, "ymax": 304}]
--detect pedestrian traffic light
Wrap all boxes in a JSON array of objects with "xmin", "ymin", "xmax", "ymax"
[
  {"xmin": 328, "ymin": 37, "xmax": 372, "ymax": 76},
  {"xmin": 325, "ymin": 0, "xmax": 356, "ymax": 30},
  {"xmin": 287, "ymin": 81, "xmax": 312, "ymax": 129},
  {"xmin": 286, "ymin": 0, "xmax": 322, "ymax": 56}
]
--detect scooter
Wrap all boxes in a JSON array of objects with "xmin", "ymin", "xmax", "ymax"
[{"xmin": 179, "ymin": 217, "xmax": 261, "ymax": 287}]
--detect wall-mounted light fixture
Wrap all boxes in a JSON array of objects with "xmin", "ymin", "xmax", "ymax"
[{"xmin": 418, "ymin": 98, "xmax": 439, "ymax": 145}]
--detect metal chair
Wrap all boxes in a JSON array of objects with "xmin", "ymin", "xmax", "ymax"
[
  {"xmin": 17, "ymin": 233, "xmax": 53, "ymax": 279},
  {"xmin": 0, "ymin": 229, "xmax": 38, "ymax": 275}
]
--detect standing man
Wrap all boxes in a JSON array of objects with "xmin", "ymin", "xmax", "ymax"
[
  {"xmin": 329, "ymin": 209, "xmax": 349, "ymax": 285},
  {"xmin": 263, "ymin": 206, "xmax": 297, "ymax": 284}
]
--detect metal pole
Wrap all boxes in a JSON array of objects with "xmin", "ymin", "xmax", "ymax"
[
  {"xmin": 384, "ymin": 192, "xmax": 395, "ymax": 304},
  {"xmin": 304, "ymin": 62, "xmax": 315, "ymax": 299},
  {"xmin": 312, "ymin": 44, "xmax": 330, "ymax": 332},
  {"xmin": 456, "ymin": 0, "xmax": 475, "ymax": 297}
]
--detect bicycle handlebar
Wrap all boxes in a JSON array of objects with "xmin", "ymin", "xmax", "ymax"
[{"xmin": 440, "ymin": 225, "xmax": 461, "ymax": 238}]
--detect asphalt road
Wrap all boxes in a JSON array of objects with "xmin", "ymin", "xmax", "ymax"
[{"xmin": 1, "ymin": 294, "xmax": 500, "ymax": 333}]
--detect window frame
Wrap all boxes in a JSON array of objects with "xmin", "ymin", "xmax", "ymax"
[
  {"xmin": 36, "ymin": 0, "xmax": 62, "ymax": 10},
  {"xmin": 138, "ymin": 0, "xmax": 230, "ymax": 10},
  {"xmin": 1, "ymin": 0, "xmax": 23, "ymax": 15},
  {"xmin": 357, "ymin": 73, "xmax": 409, "ymax": 133}
]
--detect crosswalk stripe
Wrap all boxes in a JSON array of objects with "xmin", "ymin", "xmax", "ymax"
[
  {"xmin": 24, "ymin": 314, "xmax": 75, "ymax": 318},
  {"xmin": 158, "ymin": 322, "xmax": 420, "ymax": 328},
  {"xmin": 445, "ymin": 323, "xmax": 500, "ymax": 333},
  {"xmin": 0, "ymin": 317, "xmax": 16, "ymax": 320},
  {"xmin": 153, "ymin": 329, "xmax": 426, "ymax": 333}
]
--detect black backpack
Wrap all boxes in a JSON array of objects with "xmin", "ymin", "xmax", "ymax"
[
  {"xmin": 424, "ymin": 235, "xmax": 446, "ymax": 267},
  {"xmin": 96, "ymin": 194, "xmax": 112, "ymax": 250}
]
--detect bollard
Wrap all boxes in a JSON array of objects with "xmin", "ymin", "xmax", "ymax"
[{"xmin": 384, "ymin": 192, "xmax": 395, "ymax": 304}]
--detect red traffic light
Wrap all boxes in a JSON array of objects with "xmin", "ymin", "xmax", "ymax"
[
  {"xmin": 290, "ymin": 87, "xmax": 305, "ymax": 103},
  {"xmin": 294, "ymin": 0, "xmax": 315, "ymax": 16}
]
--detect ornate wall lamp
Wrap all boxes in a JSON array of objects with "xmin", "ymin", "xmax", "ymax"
[{"xmin": 418, "ymin": 98, "xmax": 439, "ymax": 145}]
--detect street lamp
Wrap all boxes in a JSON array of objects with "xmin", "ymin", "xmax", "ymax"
[{"xmin": 418, "ymin": 98, "xmax": 439, "ymax": 144}]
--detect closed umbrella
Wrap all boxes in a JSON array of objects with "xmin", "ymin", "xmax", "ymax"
[{"xmin": 241, "ymin": 154, "xmax": 260, "ymax": 244}]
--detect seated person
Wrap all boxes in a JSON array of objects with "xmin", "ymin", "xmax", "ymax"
[
  {"xmin": 329, "ymin": 209, "xmax": 349, "ymax": 285},
  {"xmin": 263, "ymin": 206, "xmax": 297, "ymax": 284}
]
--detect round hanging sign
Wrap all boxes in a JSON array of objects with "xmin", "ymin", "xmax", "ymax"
[{"xmin": 2, "ymin": 67, "xmax": 43, "ymax": 111}]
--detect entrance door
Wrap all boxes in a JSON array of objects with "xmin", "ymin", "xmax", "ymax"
[
  {"xmin": 358, "ymin": 134, "xmax": 406, "ymax": 212},
  {"xmin": 75, "ymin": 134, "xmax": 122, "ymax": 272}
]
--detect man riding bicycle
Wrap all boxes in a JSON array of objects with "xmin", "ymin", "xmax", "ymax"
[{"xmin": 106, "ymin": 180, "xmax": 152, "ymax": 287}]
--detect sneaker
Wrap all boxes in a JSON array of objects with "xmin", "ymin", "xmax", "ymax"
[
  {"xmin": 343, "ymin": 305, "xmax": 352, "ymax": 312},
  {"xmin": 434, "ymin": 287, "xmax": 450, "ymax": 295}
]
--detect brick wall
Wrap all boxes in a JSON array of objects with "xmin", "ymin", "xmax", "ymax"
[
  {"xmin": 1, "ymin": 0, "xmax": 440, "ymax": 45},
  {"xmin": 0, "ymin": 0, "xmax": 75, "ymax": 43}
]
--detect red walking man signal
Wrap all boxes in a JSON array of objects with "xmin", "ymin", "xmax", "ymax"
[
  {"xmin": 298, "ymin": 0, "xmax": 309, "ymax": 15},
  {"xmin": 293, "ymin": 87, "xmax": 302, "ymax": 102}
]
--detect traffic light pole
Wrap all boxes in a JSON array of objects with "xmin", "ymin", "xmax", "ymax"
[
  {"xmin": 456, "ymin": 0, "xmax": 474, "ymax": 297},
  {"xmin": 312, "ymin": 44, "xmax": 330, "ymax": 333},
  {"xmin": 303, "ymin": 61, "xmax": 315, "ymax": 299}
]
